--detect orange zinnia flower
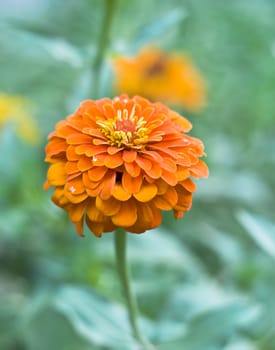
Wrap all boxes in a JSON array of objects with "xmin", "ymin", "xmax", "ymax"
[
  {"xmin": 112, "ymin": 47, "xmax": 206, "ymax": 112},
  {"xmin": 44, "ymin": 95, "xmax": 208, "ymax": 237}
]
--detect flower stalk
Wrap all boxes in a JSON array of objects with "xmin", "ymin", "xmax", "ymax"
[
  {"xmin": 92, "ymin": 0, "xmax": 116, "ymax": 98},
  {"xmin": 114, "ymin": 229, "xmax": 154, "ymax": 349}
]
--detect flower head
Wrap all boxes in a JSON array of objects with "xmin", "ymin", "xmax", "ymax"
[
  {"xmin": 44, "ymin": 95, "xmax": 208, "ymax": 237},
  {"xmin": 112, "ymin": 47, "xmax": 206, "ymax": 112},
  {"xmin": 0, "ymin": 93, "xmax": 39, "ymax": 144}
]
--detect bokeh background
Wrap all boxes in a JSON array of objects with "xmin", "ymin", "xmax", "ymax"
[{"xmin": 1, "ymin": 0, "xmax": 275, "ymax": 349}]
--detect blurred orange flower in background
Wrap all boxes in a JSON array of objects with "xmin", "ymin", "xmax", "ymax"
[
  {"xmin": 44, "ymin": 95, "xmax": 208, "ymax": 237},
  {"xmin": 112, "ymin": 47, "xmax": 206, "ymax": 112},
  {"xmin": 0, "ymin": 93, "xmax": 39, "ymax": 144}
]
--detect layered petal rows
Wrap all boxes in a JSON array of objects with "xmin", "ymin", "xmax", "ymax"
[{"xmin": 44, "ymin": 95, "xmax": 208, "ymax": 237}]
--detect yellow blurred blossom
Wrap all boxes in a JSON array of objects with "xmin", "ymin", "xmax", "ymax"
[
  {"xmin": 112, "ymin": 47, "xmax": 206, "ymax": 112},
  {"xmin": 0, "ymin": 93, "xmax": 40, "ymax": 144}
]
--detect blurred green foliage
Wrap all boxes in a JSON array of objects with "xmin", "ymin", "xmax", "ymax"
[{"xmin": 0, "ymin": 0, "xmax": 275, "ymax": 349}]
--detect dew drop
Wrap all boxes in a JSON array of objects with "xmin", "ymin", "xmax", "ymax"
[{"xmin": 69, "ymin": 186, "xmax": 76, "ymax": 193}]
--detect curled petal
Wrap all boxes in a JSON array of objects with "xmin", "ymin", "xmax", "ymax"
[
  {"xmin": 124, "ymin": 161, "xmax": 141, "ymax": 177},
  {"xmin": 133, "ymin": 183, "xmax": 158, "ymax": 202},
  {"xmin": 99, "ymin": 171, "xmax": 116, "ymax": 200},
  {"xmin": 123, "ymin": 150, "xmax": 137, "ymax": 162},
  {"xmin": 45, "ymin": 137, "xmax": 66, "ymax": 159},
  {"xmin": 69, "ymin": 201, "xmax": 86, "ymax": 222},
  {"xmin": 64, "ymin": 191, "xmax": 88, "ymax": 204},
  {"xmin": 47, "ymin": 162, "xmax": 66, "ymax": 186},
  {"xmin": 77, "ymin": 157, "xmax": 93, "ymax": 171},
  {"xmin": 95, "ymin": 196, "xmax": 121, "ymax": 216},
  {"xmin": 88, "ymin": 167, "xmax": 108, "ymax": 181},
  {"xmin": 190, "ymin": 159, "xmax": 209, "ymax": 178},
  {"xmin": 104, "ymin": 153, "xmax": 123, "ymax": 168},
  {"xmin": 112, "ymin": 184, "xmax": 132, "ymax": 201},
  {"xmin": 122, "ymin": 172, "xmax": 143, "ymax": 194},
  {"xmin": 112, "ymin": 199, "xmax": 137, "ymax": 227},
  {"xmin": 154, "ymin": 187, "xmax": 178, "ymax": 210}
]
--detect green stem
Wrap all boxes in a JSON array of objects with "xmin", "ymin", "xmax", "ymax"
[
  {"xmin": 114, "ymin": 229, "xmax": 154, "ymax": 349},
  {"xmin": 92, "ymin": 0, "xmax": 116, "ymax": 98}
]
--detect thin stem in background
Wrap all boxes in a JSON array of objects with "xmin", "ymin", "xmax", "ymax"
[
  {"xmin": 114, "ymin": 229, "xmax": 155, "ymax": 349},
  {"xmin": 92, "ymin": 0, "xmax": 116, "ymax": 98}
]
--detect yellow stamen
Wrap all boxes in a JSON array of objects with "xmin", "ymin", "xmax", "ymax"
[{"xmin": 97, "ymin": 107, "xmax": 148, "ymax": 149}]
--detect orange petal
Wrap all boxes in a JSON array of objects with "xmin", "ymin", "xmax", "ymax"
[
  {"xmin": 161, "ymin": 169, "xmax": 178, "ymax": 186},
  {"xmin": 107, "ymin": 146, "xmax": 123, "ymax": 155},
  {"xmin": 75, "ymin": 218, "xmax": 85, "ymax": 237},
  {"xmin": 190, "ymin": 159, "xmax": 209, "ymax": 178},
  {"xmin": 52, "ymin": 187, "xmax": 68, "ymax": 206},
  {"xmin": 144, "ymin": 162, "xmax": 162, "ymax": 179},
  {"xmin": 112, "ymin": 200, "xmax": 137, "ymax": 227},
  {"xmin": 69, "ymin": 201, "xmax": 86, "ymax": 222},
  {"xmin": 134, "ymin": 202, "xmax": 162, "ymax": 231},
  {"xmin": 75, "ymin": 144, "xmax": 94, "ymax": 156},
  {"xmin": 104, "ymin": 153, "xmax": 123, "ymax": 169},
  {"xmin": 65, "ymin": 161, "xmax": 79, "ymax": 175},
  {"xmin": 64, "ymin": 191, "xmax": 88, "ymax": 203},
  {"xmin": 43, "ymin": 180, "xmax": 50, "ymax": 190},
  {"xmin": 45, "ymin": 137, "xmax": 66, "ymax": 158},
  {"xmin": 122, "ymin": 173, "xmax": 143, "ymax": 194},
  {"xmin": 142, "ymin": 107, "xmax": 155, "ymax": 120},
  {"xmin": 180, "ymin": 178, "xmax": 196, "ymax": 192},
  {"xmin": 103, "ymin": 103, "xmax": 116, "ymax": 118},
  {"xmin": 47, "ymin": 162, "xmax": 66, "ymax": 186},
  {"xmin": 169, "ymin": 110, "xmax": 192, "ymax": 132},
  {"xmin": 67, "ymin": 133, "xmax": 92, "ymax": 144},
  {"xmin": 65, "ymin": 176, "xmax": 85, "ymax": 194},
  {"xmin": 176, "ymin": 167, "xmax": 190, "ymax": 181},
  {"xmin": 133, "ymin": 183, "xmax": 158, "ymax": 202},
  {"xmin": 95, "ymin": 196, "xmax": 121, "ymax": 216},
  {"xmin": 155, "ymin": 179, "xmax": 169, "ymax": 195},
  {"xmin": 175, "ymin": 185, "xmax": 193, "ymax": 210},
  {"xmin": 177, "ymin": 154, "xmax": 191, "ymax": 167},
  {"xmin": 99, "ymin": 171, "xmax": 116, "ymax": 200},
  {"xmin": 123, "ymin": 150, "xmax": 137, "ymax": 162},
  {"xmin": 135, "ymin": 156, "xmax": 152, "ymax": 171},
  {"xmin": 82, "ymin": 172, "xmax": 99, "ymax": 189},
  {"xmin": 154, "ymin": 187, "xmax": 178, "ymax": 210},
  {"xmin": 56, "ymin": 123, "xmax": 78, "ymax": 138},
  {"xmin": 88, "ymin": 167, "xmax": 108, "ymax": 181},
  {"xmin": 66, "ymin": 145, "xmax": 80, "ymax": 161},
  {"xmin": 86, "ymin": 217, "xmax": 103, "ymax": 237},
  {"xmin": 149, "ymin": 145, "xmax": 178, "ymax": 158},
  {"xmin": 142, "ymin": 150, "xmax": 163, "ymax": 163},
  {"xmin": 91, "ymin": 154, "xmax": 107, "ymax": 166},
  {"xmin": 161, "ymin": 158, "xmax": 177, "ymax": 173},
  {"xmin": 124, "ymin": 161, "xmax": 141, "ymax": 177},
  {"xmin": 174, "ymin": 210, "xmax": 184, "ymax": 219},
  {"xmin": 86, "ymin": 201, "xmax": 104, "ymax": 222},
  {"xmin": 112, "ymin": 184, "xmax": 132, "ymax": 201},
  {"xmin": 153, "ymin": 196, "xmax": 173, "ymax": 210},
  {"xmin": 77, "ymin": 157, "xmax": 93, "ymax": 171},
  {"xmin": 86, "ymin": 185, "xmax": 103, "ymax": 197}
]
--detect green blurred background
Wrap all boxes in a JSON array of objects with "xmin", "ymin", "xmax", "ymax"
[{"xmin": 1, "ymin": 0, "xmax": 275, "ymax": 349}]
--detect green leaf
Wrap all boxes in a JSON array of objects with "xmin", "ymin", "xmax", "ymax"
[
  {"xmin": 21, "ymin": 286, "xmax": 155, "ymax": 350},
  {"xmin": 158, "ymin": 301, "xmax": 259, "ymax": 350},
  {"xmin": 237, "ymin": 210, "xmax": 275, "ymax": 260},
  {"xmin": 156, "ymin": 278, "xmax": 261, "ymax": 349}
]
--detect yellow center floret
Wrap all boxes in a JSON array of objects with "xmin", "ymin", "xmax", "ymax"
[{"xmin": 97, "ymin": 107, "xmax": 148, "ymax": 149}]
